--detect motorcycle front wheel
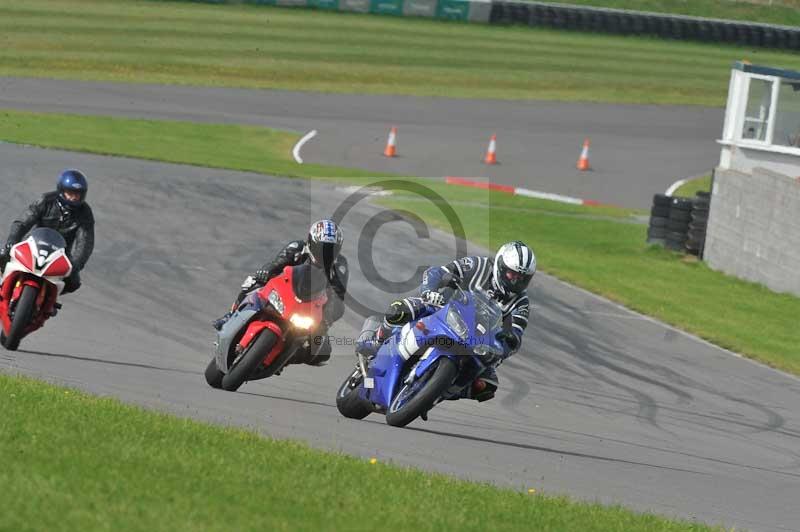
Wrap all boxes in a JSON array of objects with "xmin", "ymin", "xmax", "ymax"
[
  {"xmin": 204, "ymin": 358, "xmax": 224, "ymax": 389},
  {"xmin": 336, "ymin": 368, "xmax": 372, "ymax": 420},
  {"xmin": 385, "ymin": 357, "xmax": 458, "ymax": 428},
  {"xmin": 221, "ymin": 329, "xmax": 279, "ymax": 391},
  {"xmin": 1, "ymin": 284, "xmax": 38, "ymax": 351}
]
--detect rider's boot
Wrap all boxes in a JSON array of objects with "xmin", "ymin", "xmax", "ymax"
[
  {"xmin": 294, "ymin": 336, "xmax": 331, "ymax": 367},
  {"xmin": 307, "ymin": 354, "xmax": 330, "ymax": 367},
  {"xmin": 354, "ymin": 316, "xmax": 388, "ymax": 360},
  {"xmin": 212, "ymin": 312, "xmax": 232, "ymax": 331},
  {"xmin": 212, "ymin": 289, "xmax": 250, "ymax": 331}
]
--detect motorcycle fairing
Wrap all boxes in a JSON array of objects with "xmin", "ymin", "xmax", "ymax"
[
  {"xmin": 2, "ymin": 229, "xmax": 73, "ymax": 294},
  {"xmin": 360, "ymin": 290, "xmax": 503, "ymax": 409},
  {"xmin": 215, "ymin": 308, "xmax": 257, "ymax": 373},
  {"xmin": 212, "ymin": 264, "xmax": 326, "ymax": 376},
  {"xmin": 0, "ymin": 229, "xmax": 70, "ymax": 338},
  {"xmin": 361, "ymin": 329, "xmax": 407, "ymax": 407},
  {"xmin": 239, "ymin": 319, "xmax": 283, "ymax": 350}
]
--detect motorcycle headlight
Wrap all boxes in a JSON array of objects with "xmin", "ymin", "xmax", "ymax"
[
  {"xmin": 474, "ymin": 344, "xmax": 503, "ymax": 360},
  {"xmin": 445, "ymin": 306, "xmax": 468, "ymax": 340},
  {"xmin": 268, "ymin": 289, "xmax": 285, "ymax": 315},
  {"xmin": 290, "ymin": 314, "xmax": 316, "ymax": 330}
]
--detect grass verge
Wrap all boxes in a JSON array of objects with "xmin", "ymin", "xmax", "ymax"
[
  {"xmin": 0, "ymin": 373, "xmax": 722, "ymax": 532},
  {"xmin": 674, "ymin": 175, "xmax": 713, "ymax": 197},
  {"xmin": 1, "ymin": 109, "xmax": 797, "ymax": 373},
  {"xmin": 538, "ymin": 0, "xmax": 800, "ymax": 27},
  {"xmin": 0, "ymin": 109, "xmax": 387, "ymax": 179},
  {"xmin": 2, "ymin": 0, "xmax": 800, "ymax": 106}
]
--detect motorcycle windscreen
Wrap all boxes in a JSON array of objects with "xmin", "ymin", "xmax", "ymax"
[
  {"xmin": 29, "ymin": 228, "xmax": 67, "ymax": 255},
  {"xmin": 291, "ymin": 263, "xmax": 328, "ymax": 302}
]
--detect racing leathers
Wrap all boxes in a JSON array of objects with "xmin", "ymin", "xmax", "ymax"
[
  {"xmin": 359, "ymin": 255, "xmax": 530, "ymax": 402},
  {"xmin": 220, "ymin": 240, "xmax": 349, "ymax": 366},
  {"xmin": 1, "ymin": 191, "xmax": 95, "ymax": 294}
]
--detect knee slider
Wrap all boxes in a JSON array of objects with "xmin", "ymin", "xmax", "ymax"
[
  {"xmin": 357, "ymin": 315, "xmax": 381, "ymax": 343},
  {"xmin": 385, "ymin": 300, "xmax": 408, "ymax": 326}
]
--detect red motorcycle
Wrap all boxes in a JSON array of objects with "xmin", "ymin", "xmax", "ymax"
[
  {"xmin": 205, "ymin": 263, "xmax": 328, "ymax": 391},
  {"xmin": 0, "ymin": 228, "xmax": 73, "ymax": 351}
]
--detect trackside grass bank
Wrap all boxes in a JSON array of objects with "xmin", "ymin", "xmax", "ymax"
[
  {"xmin": 2, "ymin": 109, "xmax": 797, "ymax": 374},
  {"xmin": 3, "ymin": 0, "xmax": 800, "ymax": 106},
  {"xmin": 0, "ymin": 374, "xmax": 723, "ymax": 532}
]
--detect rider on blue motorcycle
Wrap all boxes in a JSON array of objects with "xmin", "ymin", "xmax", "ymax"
[{"xmin": 357, "ymin": 240, "xmax": 535, "ymax": 402}]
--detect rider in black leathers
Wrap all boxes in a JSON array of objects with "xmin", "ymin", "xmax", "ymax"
[
  {"xmin": 0, "ymin": 170, "xmax": 94, "ymax": 295},
  {"xmin": 214, "ymin": 219, "xmax": 348, "ymax": 367}
]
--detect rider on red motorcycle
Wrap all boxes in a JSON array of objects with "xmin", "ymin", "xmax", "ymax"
[
  {"xmin": 213, "ymin": 219, "xmax": 348, "ymax": 367},
  {"xmin": 0, "ymin": 170, "xmax": 94, "ymax": 295}
]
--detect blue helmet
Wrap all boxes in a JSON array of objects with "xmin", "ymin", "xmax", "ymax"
[{"xmin": 56, "ymin": 170, "xmax": 88, "ymax": 209}]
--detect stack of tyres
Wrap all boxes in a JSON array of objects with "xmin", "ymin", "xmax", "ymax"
[
  {"xmin": 666, "ymin": 197, "xmax": 693, "ymax": 251},
  {"xmin": 686, "ymin": 191, "xmax": 710, "ymax": 256},
  {"xmin": 647, "ymin": 193, "xmax": 671, "ymax": 246}
]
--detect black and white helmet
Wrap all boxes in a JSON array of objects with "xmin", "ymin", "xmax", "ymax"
[
  {"xmin": 307, "ymin": 219, "xmax": 343, "ymax": 269},
  {"xmin": 492, "ymin": 241, "xmax": 536, "ymax": 295}
]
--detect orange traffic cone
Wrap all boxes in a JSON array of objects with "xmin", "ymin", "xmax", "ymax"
[
  {"xmin": 384, "ymin": 127, "xmax": 397, "ymax": 158},
  {"xmin": 576, "ymin": 138, "xmax": 591, "ymax": 171},
  {"xmin": 484, "ymin": 134, "xmax": 498, "ymax": 165}
]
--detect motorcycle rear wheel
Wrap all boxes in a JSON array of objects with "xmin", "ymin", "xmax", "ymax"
[
  {"xmin": 222, "ymin": 329, "xmax": 279, "ymax": 392},
  {"xmin": 386, "ymin": 358, "xmax": 458, "ymax": 428},
  {"xmin": 1, "ymin": 285, "xmax": 38, "ymax": 351},
  {"xmin": 336, "ymin": 369, "xmax": 372, "ymax": 420}
]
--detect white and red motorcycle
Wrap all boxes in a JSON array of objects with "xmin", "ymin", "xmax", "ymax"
[{"xmin": 0, "ymin": 228, "xmax": 72, "ymax": 351}]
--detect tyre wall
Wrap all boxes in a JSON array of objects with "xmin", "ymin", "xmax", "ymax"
[
  {"xmin": 489, "ymin": 2, "xmax": 800, "ymax": 50},
  {"xmin": 704, "ymin": 167, "xmax": 800, "ymax": 297}
]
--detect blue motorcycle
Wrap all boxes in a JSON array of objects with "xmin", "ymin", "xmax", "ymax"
[{"xmin": 336, "ymin": 284, "xmax": 506, "ymax": 427}]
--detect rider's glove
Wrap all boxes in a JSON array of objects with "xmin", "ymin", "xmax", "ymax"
[
  {"xmin": 422, "ymin": 290, "xmax": 445, "ymax": 307},
  {"xmin": 240, "ymin": 275, "xmax": 259, "ymax": 291},
  {"xmin": 253, "ymin": 269, "xmax": 270, "ymax": 284},
  {"xmin": 0, "ymin": 244, "xmax": 11, "ymax": 269},
  {"xmin": 439, "ymin": 271, "xmax": 456, "ymax": 288}
]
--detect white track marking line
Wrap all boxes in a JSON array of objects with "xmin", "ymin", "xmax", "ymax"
[
  {"xmin": 514, "ymin": 187, "xmax": 584, "ymax": 205},
  {"xmin": 292, "ymin": 129, "xmax": 317, "ymax": 164},
  {"xmin": 580, "ymin": 310, "xmax": 650, "ymax": 321},
  {"xmin": 335, "ymin": 185, "xmax": 393, "ymax": 197},
  {"xmin": 665, "ymin": 178, "xmax": 689, "ymax": 196}
]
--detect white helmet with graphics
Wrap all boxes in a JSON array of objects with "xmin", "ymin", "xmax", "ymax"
[
  {"xmin": 307, "ymin": 219, "xmax": 343, "ymax": 268},
  {"xmin": 492, "ymin": 241, "xmax": 536, "ymax": 294}
]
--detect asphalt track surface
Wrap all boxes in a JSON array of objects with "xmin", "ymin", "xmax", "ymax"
[
  {"xmin": 0, "ymin": 77, "xmax": 724, "ymax": 208},
  {"xmin": 2, "ymin": 144, "xmax": 799, "ymax": 531}
]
